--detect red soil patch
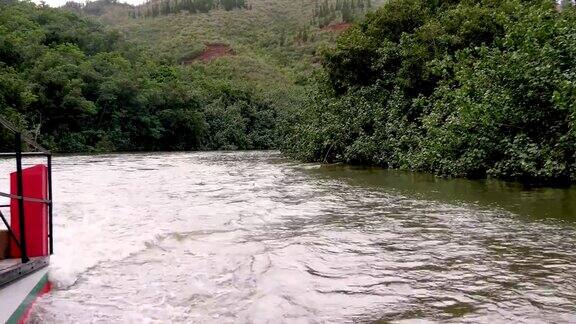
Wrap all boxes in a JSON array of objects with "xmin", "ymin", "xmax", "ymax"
[
  {"xmin": 322, "ymin": 22, "xmax": 352, "ymax": 33},
  {"xmin": 183, "ymin": 43, "xmax": 234, "ymax": 64}
]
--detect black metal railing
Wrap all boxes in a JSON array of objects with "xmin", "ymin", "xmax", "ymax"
[{"xmin": 0, "ymin": 116, "xmax": 53, "ymax": 264}]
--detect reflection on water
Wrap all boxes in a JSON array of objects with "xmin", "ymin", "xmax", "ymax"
[
  {"xmin": 310, "ymin": 164, "xmax": 576, "ymax": 221},
  {"xmin": 6, "ymin": 151, "xmax": 573, "ymax": 323}
]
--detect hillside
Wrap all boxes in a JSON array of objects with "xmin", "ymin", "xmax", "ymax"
[
  {"xmin": 3, "ymin": 0, "xmax": 576, "ymax": 184},
  {"xmin": 0, "ymin": 0, "xmax": 383, "ymax": 153},
  {"xmin": 65, "ymin": 0, "xmax": 385, "ymax": 82}
]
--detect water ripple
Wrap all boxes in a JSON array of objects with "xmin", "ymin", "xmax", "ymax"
[{"xmin": 6, "ymin": 151, "xmax": 572, "ymax": 323}]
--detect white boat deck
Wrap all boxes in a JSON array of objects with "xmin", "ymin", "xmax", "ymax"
[
  {"xmin": 0, "ymin": 256, "xmax": 50, "ymax": 322},
  {"xmin": 0, "ymin": 266, "xmax": 48, "ymax": 323}
]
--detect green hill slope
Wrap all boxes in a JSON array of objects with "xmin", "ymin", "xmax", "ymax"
[
  {"xmin": 0, "ymin": 0, "xmax": 383, "ymax": 152},
  {"xmin": 69, "ymin": 0, "xmax": 385, "ymax": 81}
]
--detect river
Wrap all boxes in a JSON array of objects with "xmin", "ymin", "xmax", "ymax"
[{"xmin": 19, "ymin": 151, "xmax": 576, "ymax": 323}]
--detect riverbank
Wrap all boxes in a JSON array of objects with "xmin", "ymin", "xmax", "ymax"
[{"xmin": 282, "ymin": 0, "xmax": 576, "ymax": 186}]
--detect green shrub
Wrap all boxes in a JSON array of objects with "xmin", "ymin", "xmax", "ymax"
[{"xmin": 283, "ymin": 0, "xmax": 576, "ymax": 185}]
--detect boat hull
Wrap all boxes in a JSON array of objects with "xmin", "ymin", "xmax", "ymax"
[{"xmin": 0, "ymin": 267, "xmax": 50, "ymax": 324}]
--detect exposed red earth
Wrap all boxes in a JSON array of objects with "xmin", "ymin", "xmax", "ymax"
[
  {"xmin": 182, "ymin": 43, "xmax": 235, "ymax": 64},
  {"xmin": 321, "ymin": 22, "xmax": 352, "ymax": 33}
]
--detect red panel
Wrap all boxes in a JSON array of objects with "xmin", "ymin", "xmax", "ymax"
[{"xmin": 9, "ymin": 164, "xmax": 49, "ymax": 258}]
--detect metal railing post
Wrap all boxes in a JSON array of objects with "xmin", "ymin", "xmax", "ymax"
[
  {"xmin": 47, "ymin": 154, "xmax": 53, "ymax": 255},
  {"xmin": 15, "ymin": 132, "xmax": 29, "ymax": 263}
]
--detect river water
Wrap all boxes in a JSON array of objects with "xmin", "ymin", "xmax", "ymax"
[{"xmin": 16, "ymin": 151, "xmax": 576, "ymax": 323}]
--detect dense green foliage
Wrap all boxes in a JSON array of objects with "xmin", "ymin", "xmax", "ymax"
[
  {"xmin": 4, "ymin": 0, "xmax": 575, "ymax": 185},
  {"xmin": 138, "ymin": 0, "xmax": 248, "ymax": 18},
  {"xmin": 63, "ymin": 0, "xmax": 247, "ymax": 18},
  {"xmin": 0, "ymin": 0, "xmax": 291, "ymax": 152},
  {"xmin": 62, "ymin": 0, "xmax": 133, "ymax": 16},
  {"xmin": 284, "ymin": 0, "xmax": 576, "ymax": 184},
  {"xmin": 313, "ymin": 0, "xmax": 372, "ymax": 27}
]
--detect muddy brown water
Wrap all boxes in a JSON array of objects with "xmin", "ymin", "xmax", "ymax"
[{"xmin": 16, "ymin": 151, "xmax": 575, "ymax": 323}]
